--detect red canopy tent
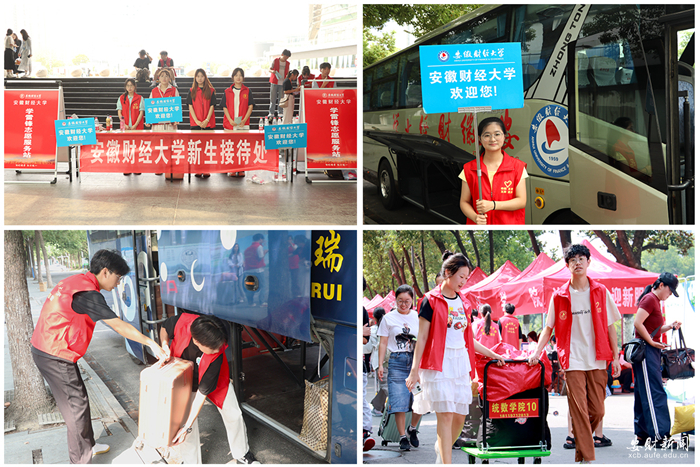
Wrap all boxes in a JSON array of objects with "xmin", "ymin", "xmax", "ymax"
[
  {"xmin": 500, "ymin": 239, "xmax": 659, "ymax": 315},
  {"xmin": 461, "ymin": 261, "xmax": 521, "ymax": 318},
  {"xmin": 365, "ymin": 293, "xmax": 384, "ymax": 311},
  {"xmin": 362, "ymin": 296, "xmax": 370, "ymax": 306},
  {"xmin": 374, "ymin": 290, "xmax": 396, "ymax": 313},
  {"xmin": 465, "ymin": 267, "xmax": 488, "ymax": 289}
]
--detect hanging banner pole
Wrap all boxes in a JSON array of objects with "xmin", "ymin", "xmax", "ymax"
[{"xmin": 474, "ymin": 111, "xmax": 482, "ymax": 201}]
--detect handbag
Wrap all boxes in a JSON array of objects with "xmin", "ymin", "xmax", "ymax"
[
  {"xmin": 661, "ymin": 328, "xmax": 695, "ymax": 380},
  {"xmin": 622, "ymin": 325, "xmax": 661, "ymax": 364},
  {"xmin": 298, "ymin": 378, "xmax": 329, "ymax": 451},
  {"xmin": 279, "ymin": 94, "xmax": 290, "ymax": 108}
]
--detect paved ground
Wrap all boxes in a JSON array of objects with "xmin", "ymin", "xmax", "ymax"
[
  {"xmin": 363, "ymin": 179, "xmax": 448, "ymax": 225},
  {"xmin": 362, "ymin": 373, "xmax": 695, "ymax": 464},
  {"xmin": 4, "ymin": 269, "xmax": 325, "ymax": 464},
  {"xmin": 4, "ymin": 164, "xmax": 357, "ymax": 225}
]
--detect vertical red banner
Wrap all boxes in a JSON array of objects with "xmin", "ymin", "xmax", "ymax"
[
  {"xmin": 4, "ymin": 89, "xmax": 60, "ymax": 169},
  {"xmin": 303, "ymin": 88, "xmax": 357, "ymax": 169}
]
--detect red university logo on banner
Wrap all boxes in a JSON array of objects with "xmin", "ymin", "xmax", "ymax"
[
  {"xmin": 80, "ymin": 132, "xmax": 278, "ymax": 174},
  {"xmin": 304, "ymin": 89, "xmax": 357, "ymax": 169},
  {"xmin": 4, "ymin": 89, "xmax": 60, "ymax": 169}
]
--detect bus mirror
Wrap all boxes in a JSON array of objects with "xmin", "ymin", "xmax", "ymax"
[
  {"xmin": 244, "ymin": 275, "xmax": 260, "ymax": 291},
  {"xmin": 177, "ymin": 270, "xmax": 186, "ymax": 282}
]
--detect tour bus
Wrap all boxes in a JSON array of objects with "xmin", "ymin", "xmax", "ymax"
[
  {"xmin": 363, "ymin": 4, "xmax": 694, "ymax": 224},
  {"xmin": 86, "ymin": 230, "xmax": 356, "ymax": 463}
]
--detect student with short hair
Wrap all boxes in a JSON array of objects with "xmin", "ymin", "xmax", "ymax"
[
  {"xmin": 268, "ymin": 49, "xmax": 291, "ymax": 118},
  {"xmin": 528, "ymin": 243, "xmax": 621, "ymax": 463},
  {"xmin": 31, "ymin": 250, "xmax": 167, "ymax": 463},
  {"xmin": 160, "ymin": 313, "xmax": 259, "ymax": 464},
  {"xmin": 313, "ymin": 62, "xmax": 334, "ymax": 88},
  {"xmin": 498, "ymin": 303, "xmax": 522, "ymax": 349}
]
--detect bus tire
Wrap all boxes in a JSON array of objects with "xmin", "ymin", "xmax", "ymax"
[
  {"xmin": 378, "ymin": 159, "xmax": 402, "ymax": 210},
  {"xmin": 543, "ymin": 209, "xmax": 588, "ymax": 225}
]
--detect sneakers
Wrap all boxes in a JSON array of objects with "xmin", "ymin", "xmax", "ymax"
[
  {"xmin": 435, "ymin": 440, "xmax": 443, "ymax": 464},
  {"xmin": 399, "ymin": 436, "xmax": 411, "ymax": 451},
  {"xmin": 371, "ymin": 409, "xmax": 383, "ymax": 417},
  {"xmin": 407, "ymin": 425, "xmax": 419, "ymax": 448},
  {"xmin": 92, "ymin": 443, "xmax": 110, "ymax": 456},
  {"xmin": 363, "ymin": 431, "xmax": 375, "ymax": 452},
  {"xmin": 236, "ymin": 451, "xmax": 260, "ymax": 464}
]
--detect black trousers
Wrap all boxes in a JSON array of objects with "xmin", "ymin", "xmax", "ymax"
[{"xmin": 32, "ymin": 351, "xmax": 94, "ymax": 463}]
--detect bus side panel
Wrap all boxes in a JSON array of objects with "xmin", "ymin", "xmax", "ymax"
[
  {"xmin": 159, "ymin": 230, "xmax": 313, "ymax": 342},
  {"xmin": 569, "ymin": 146, "xmax": 669, "ymax": 224},
  {"xmin": 87, "ymin": 231, "xmax": 146, "ymax": 362},
  {"xmin": 310, "ymin": 230, "xmax": 356, "ymax": 328},
  {"xmin": 330, "ymin": 323, "xmax": 357, "ymax": 464}
]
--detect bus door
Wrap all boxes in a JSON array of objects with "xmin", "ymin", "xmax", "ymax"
[
  {"xmin": 658, "ymin": 12, "xmax": 694, "ymax": 224},
  {"xmin": 135, "ymin": 230, "xmax": 165, "ymax": 348},
  {"xmin": 87, "ymin": 230, "xmax": 148, "ymax": 362},
  {"xmin": 566, "ymin": 5, "xmax": 694, "ymax": 224}
]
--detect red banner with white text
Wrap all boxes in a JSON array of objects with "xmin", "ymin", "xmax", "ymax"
[
  {"xmin": 4, "ymin": 89, "xmax": 60, "ymax": 169},
  {"xmin": 80, "ymin": 131, "xmax": 278, "ymax": 173},
  {"xmin": 303, "ymin": 88, "xmax": 357, "ymax": 169}
]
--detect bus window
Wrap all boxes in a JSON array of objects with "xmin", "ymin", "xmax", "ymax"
[
  {"xmin": 441, "ymin": 8, "xmax": 508, "ymax": 45},
  {"xmin": 363, "ymin": 68, "xmax": 373, "ymax": 112},
  {"xmin": 514, "ymin": 5, "xmax": 574, "ymax": 90},
  {"xmin": 572, "ymin": 5, "xmax": 668, "ymax": 189},
  {"xmin": 371, "ymin": 56, "xmax": 400, "ymax": 110},
  {"xmin": 399, "ymin": 49, "xmax": 422, "ymax": 108}
]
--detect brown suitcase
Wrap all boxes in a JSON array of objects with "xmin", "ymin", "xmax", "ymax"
[{"xmin": 138, "ymin": 358, "xmax": 194, "ymax": 448}]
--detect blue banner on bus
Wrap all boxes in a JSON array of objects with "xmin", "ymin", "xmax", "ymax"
[
  {"xmin": 264, "ymin": 123, "xmax": 308, "ymax": 150},
  {"xmin": 158, "ymin": 230, "xmax": 313, "ymax": 343},
  {"xmin": 145, "ymin": 96, "xmax": 183, "ymax": 124},
  {"xmin": 419, "ymin": 42, "xmax": 524, "ymax": 114},
  {"xmin": 310, "ymin": 230, "xmax": 356, "ymax": 327},
  {"xmin": 54, "ymin": 118, "xmax": 96, "ymax": 147}
]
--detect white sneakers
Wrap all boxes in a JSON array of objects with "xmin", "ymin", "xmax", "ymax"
[{"xmin": 92, "ymin": 443, "xmax": 110, "ymax": 456}]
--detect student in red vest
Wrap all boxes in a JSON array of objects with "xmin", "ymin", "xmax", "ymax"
[
  {"xmin": 220, "ymin": 67, "xmax": 256, "ymax": 177},
  {"xmin": 459, "ymin": 117, "xmax": 527, "ymax": 225},
  {"xmin": 407, "ymin": 251, "xmax": 505, "ymax": 464},
  {"xmin": 474, "ymin": 304, "xmax": 501, "ymax": 348},
  {"xmin": 298, "ymin": 65, "xmax": 314, "ymax": 88},
  {"xmin": 160, "ymin": 313, "xmax": 259, "ymax": 464},
  {"xmin": 498, "ymin": 303, "xmax": 522, "ymax": 349},
  {"xmin": 268, "ymin": 49, "xmax": 291, "ymax": 119},
  {"xmin": 528, "ymin": 243, "xmax": 621, "ymax": 463},
  {"xmin": 149, "ymin": 68, "xmax": 181, "ymax": 178},
  {"xmin": 187, "ymin": 68, "xmax": 216, "ymax": 178},
  {"xmin": 312, "ymin": 62, "xmax": 334, "ymax": 88},
  {"xmin": 157, "ymin": 51, "xmax": 175, "ymax": 75},
  {"xmin": 31, "ymin": 250, "xmax": 167, "ymax": 464},
  {"xmin": 117, "ymin": 78, "xmax": 144, "ymax": 175}
]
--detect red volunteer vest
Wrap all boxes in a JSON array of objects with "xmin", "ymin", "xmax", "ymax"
[
  {"xmin": 420, "ymin": 286, "xmax": 476, "ymax": 379},
  {"xmin": 314, "ymin": 76, "xmax": 335, "ymax": 88},
  {"xmin": 552, "ymin": 277, "xmax": 613, "ymax": 370},
  {"xmin": 119, "ymin": 93, "xmax": 144, "ymax": 129},
  {"xmin": 31, "ymin": 272, "xmax": 101, "ymax": 362},
  {"xmin": 151, "ymin": 86, "xmax": 177, "ymax": 98},
  {"xmin": 223, "ymin": 84, "xmax": 252, "ymax": 128},
  {"xmin": 188, "ymin": 87, "xmax": 216, "ymax": 128},
  {"xmin": 463, "ymin": 152, "xmax": 526, "ymax": 225},
  {"xmin": 172, "ymin": 313, "xmax": 229, "ymax": 409},
  {"xmin": 269, "ymin": 58, "xmax": 289, "ymax": 85},
  {"xmin": 498, "ymin": 314, "xmax": 520, "ymax": 349},
  {"xmin": 475, "ymin": 319, "xmax": 500, "ymax": 348},
  {"xmin": 244, "ymin": 241, "xmax": 265, "ymax": 269},
  {"xmin": 158, "ymin": 58, "xmax": 175, "ymax": 74},
  {"xmin": 298, "ymin": 74, "xmax": 315, "ymax": 88}
]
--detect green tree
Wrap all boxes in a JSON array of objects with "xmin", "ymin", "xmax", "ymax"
[
  {"xmin": 590, "ymin": 230, "xmax": 693, "ymax": 270},
  {"xmin": 363, "ymin": 29, "xmax": 398, "ymax": 67},
  {"xmin": 72, "ymin": 54, "xmax": 89, "ymax": 66},
  {"xmin": 363, "ymin": 4, "xmax": 482, "ymax": 38},
  {"xmin": 642, "ymin": 245, "xmax": 695, "ymax": 278}
]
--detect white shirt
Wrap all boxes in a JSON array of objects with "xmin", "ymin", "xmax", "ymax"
[
  {"xmin": 444, "ymin": 295, "xmax": 469, "ymax": 349},
  {"xmin": 546, "ymin": 285, "xmax": 621, "ymax": 371},
  {"xmin": 378, "ymin": 309, "xmax": 419, "ymax": 353}
]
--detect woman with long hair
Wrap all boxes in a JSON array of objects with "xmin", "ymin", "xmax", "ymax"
[
  {"xmin": 187, "ymin": 68, "xmax": 216, "ymax": 178},
  {"xmin": 474, "ymin": 304, "xmax": 501, "ymax": 348},
  {"xmin": 377, "ymin": 284, "xmax": 423, "ymax": 452},
  {"xmin": 281, "ymin": 69, "xmax": 300, "ymax": 124},
  {"xmin": 18, "ymin": 29, "xmax": 31, "ymax": 77},
  {"xmin": 149, "ymin": 67, "xmax": 180, "ymax": 178},
  {"xmin": 298, "ymin": 65, "xmax": 314, "ymax": 88},
  {"xmin": 459, "ymin": 117, "xmax": 527, "ymax": 224},
  {"xmin": 117, "ymin": 78, "xmax": 144, "ymax": 175},
  {"xmin": 407, "ymin": 251, "xmax": 505, "ymax": 464},
  {"xmin": 632, "ymin": 272, "xmax": 682, "ymax": 448},
  {"xmin": 4, "ymin": 29, "xmax": 15, "ymax": 78}
]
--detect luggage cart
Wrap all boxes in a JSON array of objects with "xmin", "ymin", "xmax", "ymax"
[{"xmin": 462, "ymin": 359, "xmax": 551, "ymax": 464}]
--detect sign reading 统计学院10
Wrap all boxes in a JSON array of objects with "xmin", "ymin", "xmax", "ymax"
[
  {"xmin": 264, "ymin": 123, "xmax": 307, "ymax": 150},
  {"xmin": 54, "ymin": 118, "xmax": 96, "ymax": 147},
  {"xmin": 145, "ymin": 96, "xmax": 183, "ymax": 124},
  {"xmin": 419, "ymin": 43, "xmax": 524, "ymax": 114}
]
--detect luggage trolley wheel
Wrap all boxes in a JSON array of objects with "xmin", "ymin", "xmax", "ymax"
[
  {"xmin": 381, "ymin": 440, "xmax": 388, "ymax": 447},
  {"xmin": 468, "ymin": 454, "xmax": 476, "ymax": 464},
  {"xmin": 518, "ymin": 458, "xmax": 525, "ymax": 464},
  {"xmin": 534, "ymin": 458, "xmax": 542, "ymax": 464},
  {"xmin": 481, "ymin": 460, "xmax": 489, "ymax": 464}
]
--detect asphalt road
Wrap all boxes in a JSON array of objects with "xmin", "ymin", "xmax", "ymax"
[{"xmin": 363, "ymin": 179, "xmax": 449, "ymax": 225}]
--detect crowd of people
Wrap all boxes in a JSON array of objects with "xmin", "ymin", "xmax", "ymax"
[
  {"xmin": 363, "ymin": 244, "xmax": 686, "ymax": 464},
  {"xmin": 4, "ymin": 28, "xmax": 31, "ymax": 78}
]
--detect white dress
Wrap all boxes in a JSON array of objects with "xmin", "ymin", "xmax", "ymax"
[{"xmin": 413, "ymin": 294, "xmax": 473, "ymax": 415}]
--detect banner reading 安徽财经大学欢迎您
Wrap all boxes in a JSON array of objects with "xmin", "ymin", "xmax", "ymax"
[
  {"xmin": 419, "ymin": 43, "xmax": 524, "ymax": 114},
  {"xmin": 5, "ymin": 89, "xmax": 61, "ymax": 169},
  {"xmin": 303, "ymin": 88, "xmax": 357, "ymax": 170}
]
